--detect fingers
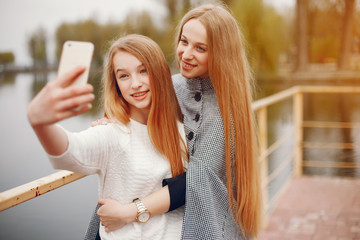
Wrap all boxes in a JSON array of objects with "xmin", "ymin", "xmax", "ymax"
[
  {"xmin": 91, "ymin": 117, "xmax": 114, "ymax": 127},
  {"xmin": 56, "ymin": 66, "xmax": 86, "ymax": 88},
  {"xmin": 59, "ymin": 83, "xmax": 94, "ymax": 100},
  {"xmin": 98, "ymin": 198, "xmax": 106, "ymax": 205},
  {"xmin": 56, "ymin": 92, "xmax": 94, "ymax": 111},
  {"xmin": 54, "ymin": 103, "xmax": 92, "ymax": 122}
]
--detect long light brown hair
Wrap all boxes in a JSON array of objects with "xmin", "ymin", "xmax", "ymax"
[
  {"xmin": 102, "ymin": 34, "xmax": 187, "ymax": 177},
  {"xmin": 175, "ymin": 4, "xmax": 262, "ymax": 237}
]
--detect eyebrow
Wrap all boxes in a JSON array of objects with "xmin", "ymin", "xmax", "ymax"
[
  {"xmin": 181, "ymin": 34, "xmax": 207, "ymax": 47},
  {"xmin": 115, "ymin": 63, "xmax": 145, "ymax": 73}
]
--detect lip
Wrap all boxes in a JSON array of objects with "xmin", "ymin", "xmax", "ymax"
[
  {"xmin": 131, "ymin": 90, "xmax": 149, "ymax": 101},
  {"xmin": 181, "ymin": 60, "xmax": 196, "ymax": 71}
]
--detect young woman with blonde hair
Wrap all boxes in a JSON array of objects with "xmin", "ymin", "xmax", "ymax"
[
  {"xmin": 87, "ymin": 3, "xmax": 262, "ymax": 239},
  {"xmin": 27, "ymin": 34, "xmax": 187, "ymax": 240}
]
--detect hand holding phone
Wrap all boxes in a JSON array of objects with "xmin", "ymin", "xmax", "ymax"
[{"xmin": 58, "ymin": 41, "xmax": 94, "ymax": 86}]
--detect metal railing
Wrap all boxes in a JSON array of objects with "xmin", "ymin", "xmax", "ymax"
[{"xmin": 1, "ymin": 86, "xmax": 360, "ymax": 222}]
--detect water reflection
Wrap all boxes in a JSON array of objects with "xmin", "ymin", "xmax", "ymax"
[
  {"xmin": 303, "ymin": 92, "xmax": 360, "ymax": 177},
  {"xmin": 0, "ymin": 73, "xmax": 16, "ymax": 87},
  {"xmin": 31, "ymin": 72, "xmax": 47, "ymax": 99}
]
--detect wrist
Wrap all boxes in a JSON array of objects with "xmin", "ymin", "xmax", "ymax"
[
  {"xmin": 132, "ymin": 198, "xmax": 151, "ymax": 223},
  {"xmin": 125, "ymin": 202, "xmax": 138, "ymax": 224}
]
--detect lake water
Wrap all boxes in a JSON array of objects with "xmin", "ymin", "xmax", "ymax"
[{"xmin": 0, "ymin": 72, "xmax": 359, "ymax": 239}]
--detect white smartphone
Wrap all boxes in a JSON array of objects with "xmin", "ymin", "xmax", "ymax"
[{"xmin": 58, "ymin": 41, "xmax": 94, "ymax": 86}]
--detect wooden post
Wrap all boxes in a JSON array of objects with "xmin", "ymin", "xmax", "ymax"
[
  {"xmin": 257, "ymin": 107, "xmax": 268, "ymax": 227},
  {"xmin": 293, "ymin": 92, "xmax": 303, "ymax": 177}
]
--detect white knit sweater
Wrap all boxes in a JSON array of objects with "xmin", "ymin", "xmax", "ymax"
[{"xmin": 48, "ymin": 119, "xmax": 185, "ymax": 240}]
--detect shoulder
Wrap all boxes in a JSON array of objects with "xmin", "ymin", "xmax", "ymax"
[
  {"xmin": 79, "ymin": 120, "xmax": 131, "ymax": 146},
  {"xmin": 172, "ymin": 73, "xmax": 185, "ymax": 89}
]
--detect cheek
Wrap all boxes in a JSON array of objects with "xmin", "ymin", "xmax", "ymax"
[
  {"xmin": 199, "ymin": 55, "xmax": 209, "ymax": 68},
  {"xmin": 176, "ymin": 44, "xmax": 183, "ymax": 56},
  {"xmin": 116, "ymin": 81, "xmax": 128, "ymax": 95}
]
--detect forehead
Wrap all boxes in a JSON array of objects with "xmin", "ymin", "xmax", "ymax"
[
  {"xmin": 113, "ymin": 51, "xmax": 142, "ymax": 70},
  {"xmin": 182, "ymin": 19, "xmax": 208, "ymax": 45}
]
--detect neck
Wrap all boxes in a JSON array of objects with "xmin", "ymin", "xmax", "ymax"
[{"xmin": 130, "ymin": 108, "xmax": 149, "ymax": 125}]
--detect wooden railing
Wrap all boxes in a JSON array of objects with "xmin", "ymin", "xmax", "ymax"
[
  {"xmin": 1, "ymin": 85, "xmax": 360, "ymax": 218},
  {"xmin": 253, "ymin": 85, "xmax": 360, "ymax": 224}
]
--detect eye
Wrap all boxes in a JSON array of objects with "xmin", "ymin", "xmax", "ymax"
[
  {"xmin": 118, "ymin": 74, "xmax": 128, "ymax": 79},
  {"xmin": 197, "ymin": 46, "xmax": 206, "ymax": 52},
  {"xmin": 140, "ymin": 68, "xmax": 147, "ymax": 74},
  {"xmin": 180, "ymin": 38, "xmax": 188, "ymax": 45}
]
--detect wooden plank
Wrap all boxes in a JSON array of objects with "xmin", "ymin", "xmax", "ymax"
[
  {"xmin": 256, "ymin": 107, "xmax": 269, "ymax": 228},
  {"xmin": 252, "ymin": 86, "xmax": 299, "ymax": 111},
  {"xmin": 298, "ymin": 86, "xmax": 360, "ymax": 94},
  {"xmin": 303, "ymin": 142, "xmax": 360, "ymax": 149},
  {"xmin": 266, "ymin": 174, "xmax": 292, "ymax": 213},
  {"xmin": 0, "ymin": 171, "xmax": 85, "ymax": 211},
  {"xmin": 258, "ymin": 129, "xmax": 293, "ymax": 163},
  {"xmin": 293, "ymin": 92, "xmax": 303, "ymax": 177},
  {"xmin": 303, "ymin": 160, "xmax": 360, "ymax": 168},
  {"xmin": 263, "ymin": 152, "xmax": 294, "ymax": 189},
  {"xmin": 302, "ymin": 121, "xmax": 360, "ymax": 129}
]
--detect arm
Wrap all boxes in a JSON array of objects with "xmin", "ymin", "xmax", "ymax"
[
  {"xmin": 98, "ymin": 185, "xmax": 170, "ymax": 232},
  {"xmin": 27, "ymin": 66, "xmax": 94, "ymax": 155},
  {"xmin": 97, "ymin": 173, "xmax": 186, "ymax": 232}
]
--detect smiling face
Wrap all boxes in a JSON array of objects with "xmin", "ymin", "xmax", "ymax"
[
  {"xmin": 177, "ymin": 18, "xmax": 209, "ymax": 79},
  {"xmin": 113, "ymin": 51, "xmax": 151, "ymax": 123}
]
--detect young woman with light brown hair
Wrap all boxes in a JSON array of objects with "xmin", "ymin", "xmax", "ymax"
[
  {"xmin": 172, "ymin": 3, "xmax": 262, "ymax": 238},
  {"xmin": 27, "ymin": 34, "xmax": 187, "ymax": 240},
  {"xmin": 87, "ymin": 3, "xmax": 262, "ymax": 240}
]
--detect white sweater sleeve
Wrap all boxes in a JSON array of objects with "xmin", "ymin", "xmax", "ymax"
[{"xmin": 47, "ymin": 124, "xmax": 120, "ymax": 175}]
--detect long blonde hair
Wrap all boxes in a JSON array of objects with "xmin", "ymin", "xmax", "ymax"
[
  {"xmin": 176, "ymin": 4, "xmax": 262, "ymax": 237},
  {"xmin": 103, "ymin": 34, "xmax": 187, "ymax": 177}
]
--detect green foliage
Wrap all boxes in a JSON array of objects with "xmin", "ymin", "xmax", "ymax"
[
  {"xmin": 231, "ymin": 0, "xmax": 289, "ymax": 73},
  {"xmin": 308, "ymin": 0, "xmax": 344, "ymax": 63},
  {"xmin": 28, "ymin": 27, "xmax": 47, "ymax": 67},
  {"xmin": 50, "ymin": 0, "xmax": 292, "ymax": 74},
  {"xmin": 0, "ymin": 52, "xmax": 15, "ymax": 65},
  {"xmin": 55, "ymin": 20, "xmax": 103, "ymax": 65}
]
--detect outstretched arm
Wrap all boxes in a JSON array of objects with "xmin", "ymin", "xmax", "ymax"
[{"xmin": 27, "ymin": 66, "xmax": 94, "ymax": 155}]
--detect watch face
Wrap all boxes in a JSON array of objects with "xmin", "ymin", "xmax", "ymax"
[{"xmin": 138, "ymin": 212, "xmax": 150, "ymax": 223}]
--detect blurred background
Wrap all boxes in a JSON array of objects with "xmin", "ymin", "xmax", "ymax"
[{"xmin": 0, "ymin": 0, "xmax": 359, "ymax": 239}]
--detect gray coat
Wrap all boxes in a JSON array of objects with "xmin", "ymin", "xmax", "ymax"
[{"xmin": 173, "ymin": 74, "xmax": 244, "ymax": 240}]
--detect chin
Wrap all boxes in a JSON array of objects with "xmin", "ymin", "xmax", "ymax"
[{"xmin": 180, "ymin": 70, "xmax": 195, "ymax": 79}]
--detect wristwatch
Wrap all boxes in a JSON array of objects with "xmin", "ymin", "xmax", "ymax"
[{"xmin": 133, "ymin": 198, "xmax": 151, "ymax": 223}]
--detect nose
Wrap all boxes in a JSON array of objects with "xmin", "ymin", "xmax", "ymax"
[
  {"xmin": 182, "ymin": 46, "xmax": 194, "ymax": 60},
  {"xmin": 131, "ymin": 74, "xmax": 143, "ymax": 88}
]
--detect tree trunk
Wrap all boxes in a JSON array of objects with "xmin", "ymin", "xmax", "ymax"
[
  {"xmin": 338, "ymin": 0, "xmax": 355, "ymax": 70},
  {"xmin": 295, "ymin": 0, "xmax": 308, "ymax": 71}
]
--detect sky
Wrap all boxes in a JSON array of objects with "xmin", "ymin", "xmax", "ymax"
[{"xmin": 0, "ymin": 0, "xmax": 295, "ymax": 65}]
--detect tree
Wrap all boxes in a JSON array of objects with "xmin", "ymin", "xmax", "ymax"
[
  {"xmin": 0, "ymin": 52, "xmax": 15, "ymax": 65},
  {"xmin": 308, "ymin": 0, "xmax": 343, "ymax": 63},
  {"xmin": 55, "ymin": 20, "xmax": 103, "ymax": 66},
  {"xmin": 338, "ymin": 0, "xmax": 356, "ymax": 70},
  {"xmin": 295, "ymin": 0, "xmax": 309, "ymax": 71},
  {"xmin": 231, "ymin": 0, "xmax": 289, "ymax": 73},
  {"xmin": 28, "ymin": 27, "xmax": 48, "ymax": 69}
]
